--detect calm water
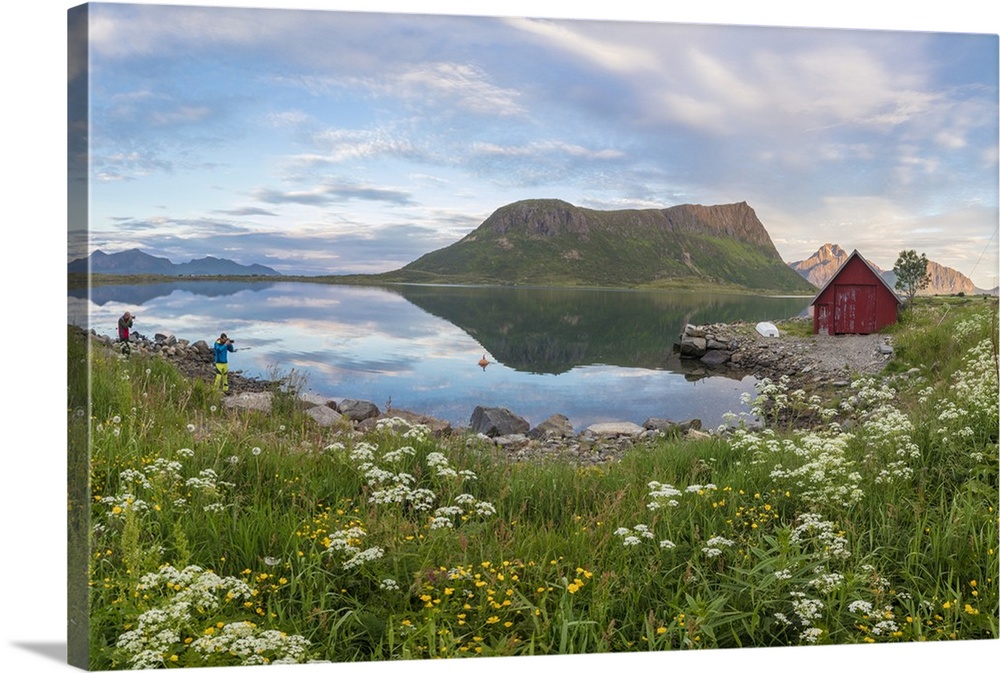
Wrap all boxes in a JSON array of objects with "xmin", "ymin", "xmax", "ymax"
[{"xmin": 69, "ymin": 281, "xmax": 810, "ymax": 430}]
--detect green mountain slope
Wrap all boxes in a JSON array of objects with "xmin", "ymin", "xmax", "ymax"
[{"xmin": 380, "ymin": 199, "xmax": 813, "ymax": 292}]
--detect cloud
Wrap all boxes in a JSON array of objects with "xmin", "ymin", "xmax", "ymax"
[
  {"xmin": 214, "ymin": 207, "xmax": 279, "ymax": 217},
  {"xmin": 504, "ymin": 17, "xmax": 660, "ymax": 75},
  {"xmin": 305, "ymin": 128, "xmax": 428, "ymax": 164},
  {"xmin": 471, "ymin": 140, "xmax": 623, "ymax": 160},
  {"xmin": 252, "ymin": 181, "xmax": 416, "ymax": 207},
  {"xmin": 150, "ymin": 106, "xmax": 213, "ymax": 126},
  {"xmin": 391, "ymin": 62, "xmax": 527, "ymax": 117}
]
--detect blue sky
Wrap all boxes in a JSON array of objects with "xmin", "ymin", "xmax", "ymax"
[{"xmin": 70, "ymin": 2, "xmax": 999, "ymax": 287}]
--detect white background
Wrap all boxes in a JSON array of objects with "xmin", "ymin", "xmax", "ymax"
[{"xmin": 2, "ymin": 1, "xmax": 997, "ymax": 672}]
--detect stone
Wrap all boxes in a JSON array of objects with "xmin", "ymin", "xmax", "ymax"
[
  {"xmin": 528, "ymin": 413, "xmax": 575, "ymax": 439},
  {"xmin": 642, "ymin": 418, "xmax": 681, "ymax": 436},
  {"xmin": 677, "ymin": 418, "xmax": 702, "ymax": 432},
  {"xmin": 222, "ymin": 391, "xmax": 273, "ymax": 413},
  {"xmin": 470, "ymin": 406, "xmax": 530, "ymax": 437},
  {"xmin": 700, "ymin": 349, "xmax": 730, "ymax": 366},
  {"xmin": 684, "ymin": 324, "xmax": 706, "ymax": 338},
  {"xmin": 585, "ymin": 421, "xmax": 645, "ymax": 437},
  {"xmin": 298, "ymin": 391, "xmax": 335, "ymax": 409},
  {"xmin": 338, "ymin": 398, "xmax": 380, "ymax": 422},
  {"xmin": 304, "ymin": 405, "xmax": 344, "ymax": 427},
  {"xmin": 679, "ymin": 335, "xmax": 708, "ymax": 357},
  {"xmin": 706, "ymin": 338, "xmax": 729, "ymax": 350},
  {"xmin": 358, "ymin": 410, "xmax": 453, "ymax": 436},
  {"xmin": 494, "ymin": 434, "xmax": 529, "ymax": 448}
]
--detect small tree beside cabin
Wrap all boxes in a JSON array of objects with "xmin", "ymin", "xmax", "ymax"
[
  {"xmin": 810, "ymin": 249, "xmax": 902, "ymax": 335},
  {"xmin": 893, "ymin": 249, "xmax": 931, "ymax": 305}
]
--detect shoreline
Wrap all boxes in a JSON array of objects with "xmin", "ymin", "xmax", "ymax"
[{"xmin": 77, "ymin": 318, "xmax": 895, "ymax": 463}]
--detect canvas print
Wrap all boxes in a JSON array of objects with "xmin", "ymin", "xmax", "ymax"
[{"xmin": 67, "ymin": 2, "xmax": 999, "ymax": 670}]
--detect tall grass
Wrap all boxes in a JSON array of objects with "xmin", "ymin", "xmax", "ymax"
[{"xmin": 77, "ymin": 296, "xmax": 998, "ymax": 668}]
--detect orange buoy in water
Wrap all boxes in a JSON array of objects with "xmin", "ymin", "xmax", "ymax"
[{"xmin": 478, "ymin": 354, "xmax": 490, "ymax": 370}]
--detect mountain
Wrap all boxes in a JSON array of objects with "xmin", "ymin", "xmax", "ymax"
[
  {"xmin": 787, "ymin": 243, "xmax": 860, "ymax": 288},
  {"xmin": 789, "ymin": 244, "xmax": 982, "ymax": 295},
  {"xmin": 381, "ymin": 199, "xmax": 814, "ymax": 292},
  {"xmin": 68, "ymin": 249, "xmax": 282, "ymax": 277}
]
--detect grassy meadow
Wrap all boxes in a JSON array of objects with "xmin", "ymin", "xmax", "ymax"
[{"xmin": 69, "ymin": 296, "xmax": 998, "ymax": 669}]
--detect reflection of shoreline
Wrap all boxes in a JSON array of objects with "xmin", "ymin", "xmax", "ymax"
[
  {"xmin": 68, "ymin": 280, "xmax": 278, "ymax": 306},
  {"xmin": 390, "ymin": 284, "xmax": 811, "ymax": 375}
]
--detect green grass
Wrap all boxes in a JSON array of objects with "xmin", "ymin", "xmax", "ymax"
[{"xmin": 74, "ymin": 296, "xmax": 998, "ymax": 667}]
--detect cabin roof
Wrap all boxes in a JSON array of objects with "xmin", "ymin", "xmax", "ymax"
[{"xmin": 809, "ymin": 249, "xmax": 903, "ymax": 306}]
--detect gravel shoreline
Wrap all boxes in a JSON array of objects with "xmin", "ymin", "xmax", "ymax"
[{"xmin": 699, "ymin": 318, "xmax": 894, "ymax": 386}]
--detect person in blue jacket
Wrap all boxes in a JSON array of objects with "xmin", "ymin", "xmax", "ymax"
[{"xmin": 213, "ymin": 333, "xmax": 236, "ymax": 393}]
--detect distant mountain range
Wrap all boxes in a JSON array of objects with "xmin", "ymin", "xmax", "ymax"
[
  {"xmin": 378, "ymin": 199, "xmax": 814, "ymax": 292},
  {"xmin": 68, "ymin": 248, "xmax": 282, "ymax": 277},
  {"xmin": 788, "ymin": 243, "xmax": 991, "ymax": 295}
]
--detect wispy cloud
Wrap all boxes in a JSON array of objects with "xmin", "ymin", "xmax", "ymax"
[{"xmin": 252, "ymin": 181, "xmax": 416, "ymax": 206}]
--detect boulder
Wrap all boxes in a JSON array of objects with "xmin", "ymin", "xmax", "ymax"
[
  {"xmin": 684, "ymin": 324, "xmax": 706, "ymax": 338},
  {"xmin": 304, "ymin": 405, "xmax": 344, "ymax": 427},
  {"xmin": 222, "ymin": 391, "xmax": 273, "ymax": 413},
  {"xmin": 585, "ymin": 421, "xmax": 645, "ymax": 437},
  {"xmin": 700, "ymin": 349, "xmax": 731, "ymax": 366},
  {"xmin": 528, "ymin": 413, "xmax": 574, "ymax": 439},
  {"xmin": 470, "ymin": 406, "xmax": 530, "ymax": 437},
  {"xmin": 679, "ymin": 335, "xmax": 707, "ymax": 357},
  {"xmin": 338, "ymin": 399, "xmax": 380, "ymax": 422},
  {"xmin": 677, "ymin": 418, "xmax": 702, "ymax": 432},
  {"xmin": 298, "ymin": 392, "xmax": 336, "ymax": 409},
  {"xmin": 358, "ymin": 410, "xmax": 453, "ymax": 436},
  {"xmin": 642, "ymin": 418, "xmax": 681, "ymax": 436}
]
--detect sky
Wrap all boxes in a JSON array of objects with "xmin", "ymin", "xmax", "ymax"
[{"xmin": 68, "ymin": 1, "xmax": 1000, "ymax": 287}]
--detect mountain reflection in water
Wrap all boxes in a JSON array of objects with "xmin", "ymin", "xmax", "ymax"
[{"xmin": 69, "ymin": 281, "xmax": 810, "ymax": 429}]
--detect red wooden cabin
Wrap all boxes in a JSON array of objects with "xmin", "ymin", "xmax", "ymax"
[{"xmin": 810, "ymin": 249, "xmax": 901, "ymax": 335}]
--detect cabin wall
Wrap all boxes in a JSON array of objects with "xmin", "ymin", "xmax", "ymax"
[{"xmin": 811, "ymin": 257, "xmax": 899, "ymax": 335}]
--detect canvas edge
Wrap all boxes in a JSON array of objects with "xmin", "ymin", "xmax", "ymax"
[{"xmin": 67, "ymin": 3, "xmax": 91, "ymax": 670}]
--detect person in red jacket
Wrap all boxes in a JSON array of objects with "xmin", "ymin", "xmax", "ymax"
[{"xmin": 117, "ymin": 311, "xmax": 134, "ymax": 355}]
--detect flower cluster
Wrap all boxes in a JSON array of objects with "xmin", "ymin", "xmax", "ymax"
[
  {"xmin": 701, "ymin": 536, "xmax": 735, "ymax": 558},
  {"xmin": 613, "ymin": 524, "xmax": 655, "ymax": 547},
  {"xmin": 331, "ymin": 421, "xmax": 498, "ymax": 534},
  {"xmin": 191, "ymin": 620, "xmax": 317, "ymax": 666},
  {"xmin": 646, "ymin": 481, "xmax": 682, "ymax": 509},
  {"xmin": 933, "ymin": 338, "xmax": 999, "ymax": 448},
  {"xmin": 324, "ymin": 526, "xmax": 385, "ymax": 570},
  {"xmin": 116, "ymin": 565, "xmax": 320, "ymax": 668},
  {"xmin": 733, "ymin": 428, "xmax": 862, "ymax": 510},
  {"xmin": 790, "ymin": 513, "xmax": 851, "ymax": 561}
]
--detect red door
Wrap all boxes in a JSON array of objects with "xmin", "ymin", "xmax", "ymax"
[{"xmin": 834, "ymin": 285, "xmax": 876, "ymax": 334}]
